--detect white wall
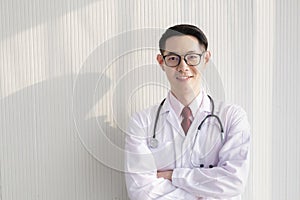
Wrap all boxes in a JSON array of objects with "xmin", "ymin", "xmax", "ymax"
[
  {"xmin": 0, "ymin": 0, "xmax": 299, "ymax": 199},
  {"xmin": 272, "ymin": 0, "xmax": 300, "ymax": 199}
]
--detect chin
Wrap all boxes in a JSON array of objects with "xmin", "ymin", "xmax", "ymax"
[{"xmin": 175, "ymin": 85, "xmax": 196, "ymax": 94}]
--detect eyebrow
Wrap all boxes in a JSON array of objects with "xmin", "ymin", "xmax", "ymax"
[
  {"xmin": 164, "ymin": 50, "xmax": 200, "ymax": 56},
  {"xmin": 186, "ymin": 50, "xmax": 198, "ymax": 53},
  {"xmin": 164, "ymin": 52, "xmax": 179, "ymax": 56}
]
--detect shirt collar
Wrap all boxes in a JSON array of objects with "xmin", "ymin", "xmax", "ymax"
[{"xmin": 168, "ymin": 90, "xmax": 205, "ymax": 119}]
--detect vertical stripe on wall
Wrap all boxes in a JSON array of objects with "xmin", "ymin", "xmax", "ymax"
[
  {"xmin": 0, "ymin": 0, "xmax": 299, "ymax": 199},
  {"xmin": 253, "ymin": 0, "xmax": 274, "ymax": 199},
  {"xmin": 272, "ymin": 0, "xmax": 300, "ymax": 199}
]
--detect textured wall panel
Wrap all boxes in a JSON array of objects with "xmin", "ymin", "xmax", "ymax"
[
  {"xmin": 272, "ymin": 0, "xmax": 300, "ymax": 199},
  {"xmin": 1, "ymin": 0, "xmax": 299, "ymax": 199},
  {"xmin": 252, "ymin": 0, "xmax": 274, "ymax": 199}
]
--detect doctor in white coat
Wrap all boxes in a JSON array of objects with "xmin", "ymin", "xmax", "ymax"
[{"xmin": 124, "ymin": 24, "xmax": 251, "ymax": 200}]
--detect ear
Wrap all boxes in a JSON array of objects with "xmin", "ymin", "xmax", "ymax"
[
  {"xmin": 157, "ymin": 54, "xmax": 165, "ymax": 71},
  {"xmin": 203, "ymin": 51, "xmax": 211, "ymax": 64}
]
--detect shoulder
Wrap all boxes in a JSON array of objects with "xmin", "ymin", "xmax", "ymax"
[
  {"xmin": 129, "ymin": 103, "xmax": 161, "ymax": 127},
  {"xmin": 214, "ymin": 99, "xmax": 247, "ymax": 117},
  {"xmin": 213, "ymin": 99, "xmax": 250, "ymax": 131}
]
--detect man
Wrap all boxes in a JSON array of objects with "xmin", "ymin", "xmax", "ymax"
[{"xmin": 125, "ymin": 24, "xmax": 251, "ymax": 200}]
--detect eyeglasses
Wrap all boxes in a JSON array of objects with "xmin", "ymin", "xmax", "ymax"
[{"xmin": 162, "ymin": 52, "xmax": 204, "ymax": 67}]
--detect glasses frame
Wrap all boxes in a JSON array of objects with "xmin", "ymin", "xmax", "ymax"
[{"xmin": 162, "ymin": 51, "xmax": 205, "ymax": 67}]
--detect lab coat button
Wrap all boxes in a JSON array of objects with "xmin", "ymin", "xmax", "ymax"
[{"xmin": 200, "ymin": 164, "xmax": 204, "ymax": 168}]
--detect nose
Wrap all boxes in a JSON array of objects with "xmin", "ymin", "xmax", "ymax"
[{"xmin": 176, "ymin": 57, "xmax": 189, "ymax": 71}]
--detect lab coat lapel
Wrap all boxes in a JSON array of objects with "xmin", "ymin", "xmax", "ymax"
[
  {"xmin": 160, "ymin": 98, "xmax": 183, "ymax": 136},
  {"xmin": 166, "ymin": 110, "xmax": 183, "ymax": 136},
  {"xmin": 186, "ymin": 93, "xmax": 212, "ymax": 138}
]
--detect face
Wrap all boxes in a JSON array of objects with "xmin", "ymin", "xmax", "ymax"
[{"xmin": 157, "ymin": 35, "xmax": 210, "ymax": 97}]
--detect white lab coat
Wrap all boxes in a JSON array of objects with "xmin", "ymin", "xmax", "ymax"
[{"xmin": 125, "ymin": 92, "xmax": 251, "ymax": 200}]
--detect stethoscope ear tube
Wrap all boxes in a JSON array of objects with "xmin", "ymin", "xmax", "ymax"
[
  {"xmin": 197, "ymin": 114, "xmax": 224, "ymax": 143},
  {"xmin": 198, "ymin": 95, "xmax": 225, "ymax": 143},
  {"xmin": 150, "ymin": 99, "xmax": 166, "ymax": 148},
  {"xmin": 198, "ymin": 114, "xmax": 223, "ymax": 132}
]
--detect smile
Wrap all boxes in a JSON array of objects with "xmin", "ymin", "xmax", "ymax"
[{"xmin": 176, "ymin": 75, "xmax": 194, "ymax": 80}]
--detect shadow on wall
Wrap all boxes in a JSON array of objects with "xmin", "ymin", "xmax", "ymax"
[
  {"xmin": 0, "ymin": 0, "xmax": 99, "ymax": 40},
  {"xmin": 0, "ymin": 73, "xmax": 129, "ymax": 199}
]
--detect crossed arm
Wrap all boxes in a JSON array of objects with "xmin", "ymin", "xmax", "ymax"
[
  {"xmin": 125, "ymin": 132, "xmax": 250, "ymax": 199},
  {"xmin": 157, "ymin": 170, "xmax": 173, "ymax": 181},
  {"xmin": 125, "ymin": 114, "xmax": 200, "ymax": 200}
]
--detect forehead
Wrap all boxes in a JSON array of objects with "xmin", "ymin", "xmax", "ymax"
[{"xmin": 164, "ymin": 35, "xmax": 204, "ymax": 54}]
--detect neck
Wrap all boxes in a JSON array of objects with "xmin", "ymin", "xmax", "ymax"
[{"xmin": 171, "ymin": 87, "xmax": 201, "ymax": 106}]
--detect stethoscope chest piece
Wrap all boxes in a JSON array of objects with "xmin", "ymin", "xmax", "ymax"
[{"xmin": 149, "ymin": 138, "xmax": 158, "ymax": 148}]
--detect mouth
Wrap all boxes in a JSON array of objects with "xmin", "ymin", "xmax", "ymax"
[{"xmin": 176, "ymin": 75, "xmax": 194, "ymax": 81}]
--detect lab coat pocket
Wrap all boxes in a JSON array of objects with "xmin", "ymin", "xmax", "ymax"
[
  {"xmin": 191, "ymin": 121, "xmax": 223, "ymax": 166},
  {"xmin": 150, "ymin": 141, "xmax": 175, "ymax": 171}
]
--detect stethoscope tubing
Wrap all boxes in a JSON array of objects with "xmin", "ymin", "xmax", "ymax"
[{"xmin": 150, "ymin": 95, "xmax": 224, "ymax": 149}]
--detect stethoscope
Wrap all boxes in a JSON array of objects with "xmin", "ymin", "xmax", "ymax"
[{"xmin": 149, "ymin": 95, "xmax": 224, "ymax": 149}]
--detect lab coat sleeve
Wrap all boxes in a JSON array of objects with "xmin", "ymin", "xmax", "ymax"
[
  {"xmin": 172, "ymin": 106, "xmax": 251, "ymax": 199},
  {"xmin": 125, "ymin": 112, "xmax": 198, "ymax": 200}
]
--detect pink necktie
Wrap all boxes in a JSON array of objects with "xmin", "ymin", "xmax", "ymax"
[{"xmin": 181, "ymin": 106, "xmax": 192, "ymax": 135}]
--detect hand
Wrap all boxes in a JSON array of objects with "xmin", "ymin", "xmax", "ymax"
[{"xmin": 157, "ymin": 170, "xmax": 173, "ymax": 181}]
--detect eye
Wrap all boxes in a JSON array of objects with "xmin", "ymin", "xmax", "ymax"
[
  {"xmin": 187, "ymin": 54, "xmax": 199, "ymax": 60},
  {"xmin": 167, "ymin": 55, "xmax": 179, "ymax": 61}
]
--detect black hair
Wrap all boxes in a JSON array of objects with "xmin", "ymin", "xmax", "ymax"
[{"xmin": 159, "ymin": 24, "xmax": 208, "ymax": 54}]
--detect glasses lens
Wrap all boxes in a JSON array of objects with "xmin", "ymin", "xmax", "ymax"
[
  {"xmin": 185, "ymin": 54, "xmax": 201, "ymax": 66},
  {"xmin": 164, "ymin": 55, "xmax": 180, "ymax": 67}
]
